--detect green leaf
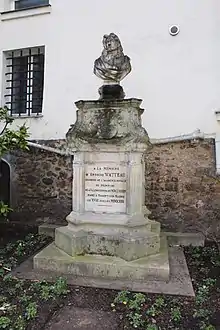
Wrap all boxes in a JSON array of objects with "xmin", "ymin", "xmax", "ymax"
[{"xmin": 0, "ymin": 316, "xmax": 11, "ymax": 328}]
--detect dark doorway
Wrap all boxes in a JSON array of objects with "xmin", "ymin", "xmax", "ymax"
[{"xmin": 0, "ymin": 160, "xmax": 10, "ymax": 206}]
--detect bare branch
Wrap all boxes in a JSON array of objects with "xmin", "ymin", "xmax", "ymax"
[{"xmin": 0, "ymin": 122, "xmax": 9, "ymax": 136}]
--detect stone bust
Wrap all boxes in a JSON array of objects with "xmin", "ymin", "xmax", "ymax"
[{"xmin": 94, "ymin": 33, "xmax": 131, "ymax": 84}]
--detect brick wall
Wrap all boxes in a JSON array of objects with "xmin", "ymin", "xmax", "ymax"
[
  {"xmin": 10, "ymin": 145, "xmax": 72, "ymax": 223},
  {"xmin": 7, "ymin": 138, "xmax": 220, "ymax": 237},
  {"xmin": 145, "ymin": 139, "xmax": 220, "ymax": 236}
]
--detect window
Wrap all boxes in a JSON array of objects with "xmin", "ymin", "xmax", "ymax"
[
  {"xmin": 15, "ymin": 0, "xmax": 49, "ymax": 10},
  {"xmin": 4, "ymin": 47, "xmax": 45, "ymax": 116}
]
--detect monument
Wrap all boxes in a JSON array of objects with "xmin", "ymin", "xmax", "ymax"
[{"xmin": 34, "ymin": 33, "xmax": 170, "ymax": 283}]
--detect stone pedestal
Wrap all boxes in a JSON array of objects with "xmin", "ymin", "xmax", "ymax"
[{"xmin": 34, "ymin": 99, "xmax": 170, "ymax": 282}]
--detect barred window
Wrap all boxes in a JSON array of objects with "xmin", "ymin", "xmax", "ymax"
[
  {"xmin": 15, "ymin": 0, "xmax": 49, "ymax": 10},
  {"xmin": 5, "ymin": 47, "xmax": 45, "ymax": 116}
]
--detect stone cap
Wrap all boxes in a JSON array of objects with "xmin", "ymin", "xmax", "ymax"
[
  {"xmin": 66, "ymin": 141, "xmax": 151, "ymax": 154},
  {"xmin": 66, "ymin": 97, "xmax": 149, "ymax": 149},
  {"xmin": 75, "ymin": 98, "xmax": 142, "ymax": 110}
]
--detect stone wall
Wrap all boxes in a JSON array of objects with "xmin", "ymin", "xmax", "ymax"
[
  {"xmin": 9, "ymin": 144, "xmax": 72, "ymax": 224},
  {"xmin": 145, "ymin": 139, "xmax": 220, "ymax": 237},
  {"xmin": 6, "ymin": 138, "xmax": 220, "ymax": 237}
]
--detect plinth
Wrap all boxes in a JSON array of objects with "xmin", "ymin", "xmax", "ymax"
[{"xmin": 34, "ymin": 99, "xmax": 170, "ymax": 281}]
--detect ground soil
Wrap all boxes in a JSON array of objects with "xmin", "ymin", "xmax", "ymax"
[
  {"xmin": 0, "ymin": 222, "xmax": 37, "ymax": 246},
  {"xmin": 1, "ymin": 223, "xmax": 220, "ymax": 330}
]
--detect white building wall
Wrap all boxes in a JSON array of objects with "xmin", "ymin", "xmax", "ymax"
[{"xmin": 0, "ymin": 0, "xmax": 220, "ymax": 140}]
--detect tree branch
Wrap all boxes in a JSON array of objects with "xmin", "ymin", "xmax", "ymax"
[{"xmin": 0, "ymin": 121, "xmax": 9, "ymax": 136}]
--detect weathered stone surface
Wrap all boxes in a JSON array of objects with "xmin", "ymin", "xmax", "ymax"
[
  {"xmin": 42, "ymin": 177, "xmax": 53, "ymax": 185},
  {"xmin": 34, "ymin": 236, "xmax": 169, "ymax": 281},
  {"xmin": 66, "ymin": 99, "xmax": 150, "ymax": 149},
  {"xmin": 145, "ymin": 139, "xmax": 220, "ymax": 236},
  {"xmin": 165, "ymin": 232, "xmax": 205, "ymax": 247},
  {"xmin": 13, "ymin": 246, "xmax": 195, "ymax": 296},
  {"xmin": 55, "ymin": 227, "xmax": 88, "ymax": 256},
  {"xmin": 38, "ymin": 220, "xmax": 159, "ymax": 237},
  {"xmin": 9, "ymin": 143, "xmax": 72, "ymax": 223},
  {"xmin": 38, "ymin": 224, "xmax": 59, "ymax": 238},
  {"xmin": 39, "ymin": 223, "xmax": 205, "ymax": 247},
  {"xmin": 66, "ymin": 212, "xmax": 152, "ymax": 234},
  {"xmin": 59, "ymin": 114, "xmax": 162, "ymax": 268},
  {"xmin": 7, "ymin": 138, "xmax": 220, "ymax": 240},
  {"xmin": 55, "ymin": 226, "xmax": 160, "ymax": 261}
]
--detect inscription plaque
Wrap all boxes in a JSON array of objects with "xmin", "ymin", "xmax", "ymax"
[{"xmin": 85, "ymin": 164, "xmax": 127, "ymax": 213}]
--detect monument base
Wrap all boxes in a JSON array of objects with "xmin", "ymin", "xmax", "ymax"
[
  {"xmin": 34, "ymin": 97, "xmax": 172, "ymax": 284},
  {"xmin": 55, "ymin": 224, "xmax": 160, "ymax": 262},
  {"xmin": 33, "ymin": 236, "xmax": 170, "ymax": 281}
]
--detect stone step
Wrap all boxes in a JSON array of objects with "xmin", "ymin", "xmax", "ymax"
[
  {"xmin": 38, "ymin": 224, "xmax": 204, "ymax": 247},
  {"xmin": 34, "ymin": 235, "xmax": 170, "ymax": 282},
  {"xmin": 39, "ymin": 224, "xmax": 60, "ymax": 238},
  {"xmin": 38, "ymin": 219, "xmax": 161, "ymax": 240},
  {"xmin": 55, "ymin": 226, "xmax": 160, "ymax": 261},
  {"xmin": 164, "ymin": 232, "xmax": 205, "ymax": 247},
  {"xmin": 148, "ymin": 220, "xmax": 161, "ymax": 235}
]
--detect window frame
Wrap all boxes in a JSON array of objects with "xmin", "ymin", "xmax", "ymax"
[
  {"xmin": 1, "ymin": 1, "xmax": 51, "ymax": 21},
  {"xmin": 4, "ymin": 46, "xmax": 45, "ymax": 117},
  {"xmin": 14, "ymin": 0, "xmax": 50, "ymax": 11}
]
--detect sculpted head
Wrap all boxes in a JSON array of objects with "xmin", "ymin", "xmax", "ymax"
[
  {"xmin": 94, "ymin": 33, "xmax": 131, "ymax": 84},
  {"xmin": 102, "ymin": 33, "xmax": 123, "ymax": 53}
]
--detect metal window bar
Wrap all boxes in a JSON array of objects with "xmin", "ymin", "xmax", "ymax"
[
  {"xmin": 5, "ymin": 47, "xmax": 44, "ymax": 116},
  {"xmin": 10, "ymin": 52, "xmax": 14, "ymax": 116},
  {"xmin": 27, "ymin": 48, "xmax": 32, "ymax": 116},
  {"xmin": 6, "ymin": 70, "xmax": 43, "ymax": 75}
]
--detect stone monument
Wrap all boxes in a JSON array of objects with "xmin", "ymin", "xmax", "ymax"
[{"xmin": 34, "ymin": 33, "xmax": 170, "ymax": 283}]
